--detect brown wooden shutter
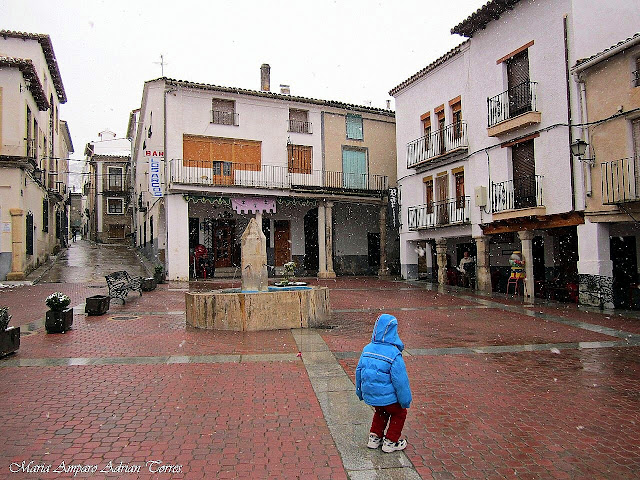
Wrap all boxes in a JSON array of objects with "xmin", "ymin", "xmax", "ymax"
[
  {"xmin": 512, "ymin": 139, "xmax": 536, "ymax": 208},
  {"xmin": 288, "ymin": 145, "xmax": 312, "ymax": 174}
]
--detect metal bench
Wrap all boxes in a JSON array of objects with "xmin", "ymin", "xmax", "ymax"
[{"xmin": 105, "ymin": 271, "xmax": 143, "ymax": 304}]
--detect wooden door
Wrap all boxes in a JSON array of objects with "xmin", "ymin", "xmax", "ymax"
[
  {"xmin": 274, "ymin": 220, "xmax": 291, "ymax": 267},
  {"xmin": 436, "ymin": 174, "xmax": 449, "ymax": 225},
  {"xmin": 507, "ymin": 50, "xmax": 530, "ymax": 116},
  {"xmin": 512, "ymin": 140, "xmax": 536, "ymax": 209},
  {"xmin": 342, "ymin": 149, "xmax": 367, "ymax": 189},
  {"xmin": 213, "ymin": 221, "xmax": 234, "ymax": 268}
]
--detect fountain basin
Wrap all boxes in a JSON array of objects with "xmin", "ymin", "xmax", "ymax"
[{"xmin": 185, "ymin": 286, "xmax": 330, "ymax": 331}]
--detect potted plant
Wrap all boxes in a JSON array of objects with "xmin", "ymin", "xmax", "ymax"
[
  {"xmin": 45, "ymin": 292, "xmax": 73, "ymax": 333},
  {"xmin": 141, "ymin": 277, "xmax": 157, "ymax": 291},
  {"xmin": 154, "ymin": 265, "xmax": 165, "ymax": 284},
  {"xmin": 85, "ymin": 294, "xmax": 110, "ymax": 316},
  {"xmin": 0, "ymin": 306, "xmax": 20, "ymax": 357},
  {"xmin": 274, "ymin": 261, "xmax": 306, "ymax": 287}
]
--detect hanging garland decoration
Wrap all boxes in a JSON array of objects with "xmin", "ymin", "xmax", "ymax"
[
  {"xmin": 183, "ymin": 194, "xmax": 231, "ymax": 207},
  {"xmin": 276, "ymin": 197, "xmax": 317, "ymax": 208}
]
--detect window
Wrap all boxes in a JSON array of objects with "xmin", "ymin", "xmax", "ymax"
[
  {"xmin": 26, "ymin": 212, "xmax": 34, "ymax": 255},
  {"xmin": 150, "ymin": 216, "xmax": 154, "ymax": 245},
  {"xmin": 346, "ymin": 114, "xmax": 364, "ymax": 140},
  {"xmin": 511, "ymin": 139, "xmax": 536, "ymax": 209},
  {"xmin": 454, "ymin": 170, "xmax": 465, "ymax": 209},
  {"xmin": 288, "ymin": 144, "xmax": 312, "ymax": 174},
  {"xmin": 183, "ymin": 135, "xmax": 261, "ymax": 171},
  {"xmin": 26, "ymin": 106, "xmax": 34, "ymax": 158},
  {"xmin": 108, "ymin": 167, "xmax": 123, "ymax": 190},
  {"xmin": 289, "ymin": 109, "xmax": 311, "ymax": 133},
  {"xmin": 435, "ymin": 108, "xmax": 446, "ymax": 155},
  {"xmin": 211, "ymin": 99, "xmax": 237, "ymax": 125},
  {"xmin": 342, "ymin": 147, "xmax": 367, "ymax": 189},
  {"xmin": 507, "ymin": 49, "xmax": 531, "ymax": 116},
  {"xmin": 424, "ymin": 177, "xmax": 434, "ymax": 213},
  {"xmin": 42, "ymin": 198, "xmax": 49, "ymax": 232},
  {"xmin": 421, "ymin": 112, "xmax": 431, "ymax": 137},
  {"xmin": 107, "ymin": 198, "xmax": 124, "ymax": 214},
  {"xmin": 634, "ymin": 57, "xmax": 640, "ymax": 87},
  {"xmin": 451, "ymin": 100, "xmax": 462, "ymax": 140}
]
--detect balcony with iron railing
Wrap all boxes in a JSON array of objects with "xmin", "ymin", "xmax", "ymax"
[
  {"xmin": 407, "ymin": 121, "xmax": 468, "ymax": 168},
  {"xmin": 601, "ymin": 156, "xmax": 640, "ymax": 204},
  {"xmin": 170, "ymin": 159, "xmax": 387, "ymax": 194},
  {"xmin": 487, "ymin": 81, "xmax": 540, "ymax": 136},
  {"xmin": 211, "ymin": 110, "xmax": 239, "ymax": 126},
  {"xmin": 491, "ymin": 175, "xmax": 544, "ymax": 214},
  {"xmin": 408, "ymin": 197, "xmax": 471, "ymax": 230},
  {"xmin": 288, "ymin": 119, "xmax": 312, "ymax": 134}
]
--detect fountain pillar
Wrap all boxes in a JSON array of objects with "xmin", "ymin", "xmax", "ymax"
[{"xmin": 241, "ymin": 218, "xmax": 268, "ymax": 292}]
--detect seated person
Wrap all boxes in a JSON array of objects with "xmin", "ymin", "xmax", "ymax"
[{"xmin": 457, "ymin": 251, "xmax": 475, "ymax": 287}]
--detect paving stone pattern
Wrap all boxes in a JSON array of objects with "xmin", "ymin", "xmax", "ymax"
[{"xmin": 0, "ymin": 244, "xmax": 639, "ymax": 479}]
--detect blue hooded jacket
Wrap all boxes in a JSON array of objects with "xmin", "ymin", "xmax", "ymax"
[{"xmin": 355, "ymin": 314, "xmax": 412, "ymax": 408}]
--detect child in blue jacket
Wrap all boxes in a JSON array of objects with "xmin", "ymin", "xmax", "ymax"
[{"xmin": 356, "ymin": 313, "xmax": 412, "ymax": 452}]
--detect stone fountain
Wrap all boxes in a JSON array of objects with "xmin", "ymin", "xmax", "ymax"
[{"xmin": 185, "ymin": 218, "xmax": 330, "ymax": 331}]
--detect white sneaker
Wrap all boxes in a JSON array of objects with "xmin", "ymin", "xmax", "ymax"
[
  {"xmin": 382, "ymin": 438, "xmax": 407, "ymax": 453},
  {"xmin": 367, "ymin": 433, "xmax": 383, "ymax": 449}
]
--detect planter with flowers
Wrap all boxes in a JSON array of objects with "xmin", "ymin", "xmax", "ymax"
[
  {"xmin": 0, "ymin": 306, "xmax": 20, "ymax": 356},
  {"xmin": 274, "ymin": 261, "xmax": 307, "ymax": 287},
  {"xmin": 45, "ymin": 292, "xmax": 73, "ymax": 333}
]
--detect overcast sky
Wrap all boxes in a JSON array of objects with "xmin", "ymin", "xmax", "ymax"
[{"xmin": 1, "ymin": 0, "xmax": 484, "ymax": 166}]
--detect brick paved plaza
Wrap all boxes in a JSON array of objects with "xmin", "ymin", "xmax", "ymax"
[{"xmin": 1, "ymin": 244, "xmax": 639, "ymax": 479}]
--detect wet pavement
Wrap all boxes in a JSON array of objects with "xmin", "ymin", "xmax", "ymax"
[{"xmin": 0, "ymin": 246, "xmax": 639, "ymax": 478}]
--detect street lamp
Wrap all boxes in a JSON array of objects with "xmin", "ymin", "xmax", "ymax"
[{"xmin": 570, "ymin": 139, "xmax": 595, "ymax": 166}]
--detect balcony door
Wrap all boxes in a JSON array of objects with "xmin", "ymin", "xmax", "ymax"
[
  {"xmin": 507, "ymin": 50, "xmax": 531, "ymax": 117},
  {"xmin": 512, "ymin": 140, "xmax": 536, "ymax": 209},
  {"xmin": 342, "ymin": 148, "xmax": 367, "ymax": 189},
  {"xmin": 436, "ymin": 174, "xmax": 449, "ymax": 225}
]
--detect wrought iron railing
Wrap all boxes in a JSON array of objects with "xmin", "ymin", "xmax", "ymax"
[
  {"xmin": 487, "ymin": 81, "xmax": 538, "ymax": 128},
  {"xmin": 211, "ymin": 110, "xmax": 239, "ymax": 126},
  {"xmin": 170, "ymin": 159, "xmax": 387, "ymax": 192},
  {"xmin": 601, "ymin": 157, "xmax": 640, "ymax": 204},
  {"xmin": 634, "ymin": 70, "xmax": 640, "ymax": 88},
  {"xmin": 407, "ymin": 197, "xmax": 470, "ymax": 230},
  {"xmin": 407, "ymin": 122, "xmax": 468, "ymax": 168},
  {"xmin": 288, "ymin": 119, "xmax": 312, "ymax": 134},
  {"xmin": 491, "ymin": 175, "xmax": 543, "ymax": 213}
]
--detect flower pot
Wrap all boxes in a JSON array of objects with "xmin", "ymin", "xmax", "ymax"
[
  {"xmin": 141, "ymin": 277, "xmax": 157, "ymax": 292},
  {"xmin": 85, "ymin": 295, "xmax": 110, "ymax": 316},
  {"xmin": 46, "ymin": 308, "xmax": 73, "ymax": 333},
  {"xmin": 0, "ymin": 326, "xmax": 20, "ymax": 357},
  {"xmin": 154, "ymin": 270, "xmax": 165, "ymax": 284}
]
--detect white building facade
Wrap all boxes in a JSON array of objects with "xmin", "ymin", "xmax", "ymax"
[
  {"xmin": 392, "ymin": 0, "xmax": 639, "ymax": 303},
  {"xmin": 132, "ymin": 69, "xmax": 397, "ymax": 281},
  {"xmin": 0, "ymin": 31, "xmax": 71, "ymax": 281}
]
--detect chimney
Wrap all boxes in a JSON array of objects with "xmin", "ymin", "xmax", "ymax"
[
  {"xmin": 260, "ymin": 64, "xmax": 271, "ymax": 92},
  {"xmin": 386, "ymin": 100, "xmax": 391, "ymax": 110},
  {"xmin": 280, "ymin": 84, "xmax": 290, "ymax": 95}
]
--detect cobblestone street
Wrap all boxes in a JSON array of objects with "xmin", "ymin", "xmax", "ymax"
[{"xmin": 0, "ymin": 242, "xmax": 639, "ymax": 478}]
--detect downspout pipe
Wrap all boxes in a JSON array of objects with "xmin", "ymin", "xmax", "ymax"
[{"xmin": 563, "ymin": 15, "xmax": 575, "ymax": 212}]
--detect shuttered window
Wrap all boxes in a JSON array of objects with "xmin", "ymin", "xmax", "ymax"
[
  {"xmin": 512, "ymin": 139, "xmax": 536, "ymax": 209},
  {"xmin": 346, "ymin": 114, "xmax": 364, "ymax": 140},
  {"xmin": 288, "ymin": 144, "xmax": 312, "ymax": 174},
  {"xmin": 211, "ymin": 99, "xmax": 237, "ymax": 125},
  {"xmin": 424, "ymin": 178, "xmax": 434, "ymax": 213},
  {"xmin": 183, "ymin": 135, "xmax": 261, "ymax": 171},
  {"xmin": 342, "ymin": 148, "xmax": 367, "ymax": 188},
  {"xmin": 454, "ymin": 171, "xmax": 465, "ymax": 209}
]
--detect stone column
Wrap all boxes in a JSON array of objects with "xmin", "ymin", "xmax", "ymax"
[
  {"xmin": 378, "ymin": 204, "xmax": 389, "ymax": 277},
  {"xmin": 435, "ymin": 238, "xmax": 448, "ymax": 285},
  {"xmin": 577, "ymin": 220, "xmax": 613, "ymax": 308},
  {"xmin": 255, "ymin": 211, "xmax": 262, "ymax": 227},
  {"xmin": 474, "ymin": 235, "xmax": 492, "ymax": 292},
  {"xmin": 518, "ymin": 230, "xmax": 535, "ymax": 302},
  {"xmin": 317, "ymin": 202, "xmax": 327, "ymax": 277},
  {"xmin": 6, "ymin": 209, "xmax": 25, "ymax": 281},
  {"xmin": 324, "ymin": 201, "xmax": 336, "ymax": 278}
]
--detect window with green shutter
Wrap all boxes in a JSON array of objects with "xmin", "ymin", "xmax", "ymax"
[
  {"xmin": 342, "ymin": 148, "xmax": 367, "ymax": 189},
  {"xmin": 346, "ymin": 114, "xmax": 363, "ymax": 140}
]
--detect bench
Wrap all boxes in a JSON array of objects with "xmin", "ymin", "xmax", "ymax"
[{"xmin": 105, "ymin": 271, "xmax": 143, "ymax": 304}]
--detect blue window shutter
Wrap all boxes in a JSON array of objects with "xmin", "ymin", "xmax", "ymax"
[
  {"xmin": 342, "ymin": 149, "xmax": 367, "ymax": 189},
  {"xmin": 346, "ymin": 114, "xmax": 363, "ymax": 140}
]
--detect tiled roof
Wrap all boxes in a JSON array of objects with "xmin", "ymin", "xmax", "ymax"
[
  {"xmin": 0, "ymin": 30, "xmax": 67, "ymax": 103},
  {"xmin": 388, "ymin": 41, "xmax": 470, "ymax": 96},
  {"xmin": 574, "ymin": 32, "xmax": 640, "ymax": 70},
  {"xmin": 152, "ymin": 78, "xmax": 395, "ymax": 117},
  {"xmin": 451, "ymin": 0, "xmax": 522, "ymax": 38},
  {"xmin": 0, "ymin": 56, "xmax": 50, "ymax": 110}
]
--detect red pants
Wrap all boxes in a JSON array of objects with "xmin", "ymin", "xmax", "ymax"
[{"xmin": 370, "ymin": 403, "xmax": 407, "ymax": 443}]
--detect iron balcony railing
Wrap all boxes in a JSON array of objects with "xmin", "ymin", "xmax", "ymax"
[
  {"xmin": 491, "ymin": 175, "xmax": 544, "ymax": 213},
  {"xmin": 407, "ymin": 121, "xmax": 468, "ymax": 168},
  {"xmin": 288, "ymin": 119, "xmax": 312, "ymax": 134},
  {"xmin": 487, "ymin": 81, "xmax": 538, "ymax": 128},
  {"xmin": 601, "ymin": 157, "xmax": 640, "ymax": 204},
  {"xmin": 211, "ymin": 110, "xmax": 239, "ymax": 126},
  {"xmin": 407, "ymin": 197, "xmax": 470, "ymax": 230},
  {"xmin": 170, "ymin": 159, "xmax": 387, "ymax": 192},
  {"xmin": 634, "ymin": 70, "xmax": 640, "ymax": 88}
]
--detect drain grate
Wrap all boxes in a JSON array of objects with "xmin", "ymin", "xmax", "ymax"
[{"xmin": 109, "ymin": 315, "xmax": 139, "ymax": 321}]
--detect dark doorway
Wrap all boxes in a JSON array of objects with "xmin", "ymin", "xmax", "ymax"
[
  {"xmin": 368, "ymin": 233, "xmax": 380, "ymax": 269},
  {"xmin": 189, "ymin": 218, "xmax": 199, "ymax": 250},
  {"xmin": 274, "ymin": 220, "xmax": 291, "ymax": 266},
  {"xmin": 303, "ymin": 209, "xmax": 318, "ymax": 271},
  {"xmin": 533, "ymin": 235, "xmax": 545, "ymax": 297},
  {"xmin": 26, "ymin": 212, "xmax": 34, "ymax": 255},
  {"xmin": 611, "ymin": 236, "xmax": 638, "ymax": 308}
]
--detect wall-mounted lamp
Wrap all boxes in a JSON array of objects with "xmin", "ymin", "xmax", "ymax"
[{"xmin": 570, "ymin": 139, "xmax": 595, "ymax": 166}]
